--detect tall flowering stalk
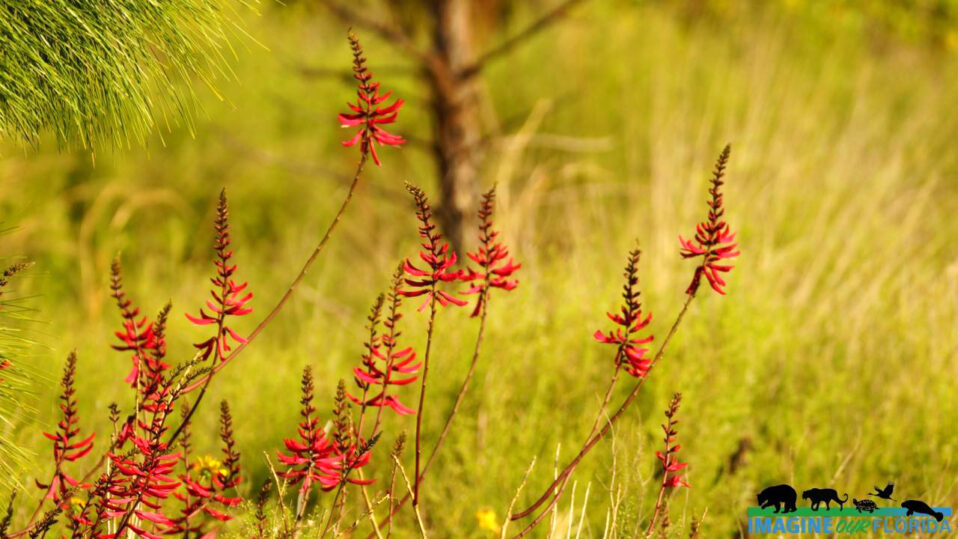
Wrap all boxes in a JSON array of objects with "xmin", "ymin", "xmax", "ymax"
[
  {"xmin": 338, "ymin": 31, "xmax": 405, "ymax": 166},
  {"xmin": 401, "ymin": 184, "xmax": 467, "ymax": 311},
  {"xmin": 35, "ymin": 352, "xmax": 94, "ymax": 506},
  {"xmin": 350, "ymin": 268, "xmax": 421, "ymax": 424},
  {"xmin": 645, "ymin": 393, "xmax": 689, "ymax": 537},
  {"xmin": 593, "ymin": 248, "xmax": 654, "ymax": 378},
  {"xmin": 185, "ymin": 189, "xmax": 253, "ymax": 362},
  {"xmin": 189, "ymin": 30, "xmax": 406, "ymax": 393},
  {"xmin": 110, "ymin": 260, "xmax": 159, "ymax": 409},
  {"xmin": 170, "ymin": 190, "xmax": 253, "ymax": 444},
  {"xmin": 512, "ymin": 146, "xmax": 737, "ymax": 537},
  {"xmin": 401, "ymin": 183, "xmax": 466, "ymax": 506},
  {"xmin": 277, "ymin": 366, "xmax": 341, "ymax": 521},
  {"xmin": 459, "ymin": 186, "xmax": 521, "ymax": 317},
  {"xmin": 679, "ymin": 144, "xmax": 740, "ymax": 295},
  {"xmin": 374, "ymin": 186, "xmax": 522, "ymax": 531}
]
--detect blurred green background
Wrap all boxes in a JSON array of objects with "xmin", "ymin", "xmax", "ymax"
[{"xmin": 2, "ymin": 0, "xmax": 958, "ymax": 536}]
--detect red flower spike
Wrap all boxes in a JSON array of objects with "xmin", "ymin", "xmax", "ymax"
[
  {"xmin": 186, "ymin": 190, "xmax": 252, "ymax": 366},
  {"xmin": 111, "ymin": 260, "xmax": 159, "ymax": 389},
  {"xmin": 37, "ymin": 352, "xmax": 95, "ymax": 503},
  {"xmin": 679, "ymin": 144, "xmax": 740, "ymax": 295},
  {"xmin": 400, "ymin": 184, "xmax": 467, "ymax": 311},
  {"xmin": 656, "ymin": 393, "xmax": 690, "ymax": 490},
  {"xmin": 277, "ymin": 367, "xmax": 343, "ymax": 494},
  {"xmin": 338, "ymin": 31, "xmax": 405, "ymax": 166},
  {"xmin": 459, "ymin": 186, "xmax": 521, "ymax": 317},
  {"xmin": 349, "ymin": 266, "xmax": 421, "ymax": 417},
  {"xmin": 593, "ymin": 248, "xmax": 654, "ymax": 378}
]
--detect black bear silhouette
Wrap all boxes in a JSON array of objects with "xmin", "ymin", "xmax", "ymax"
[
  {"xmin": 803, "ymin": 488, "xmax": 848, "ymax": 511},
  {"xmin": 757, "ymin": 484, "xmax": 798, "ymax": 514},
  {"xmin": 869, "ymin": 483, "xmax": 896, "ymax": 501},
  {"xmin": 901, "ymin": 500, "xmax": 943, "ymax": 522}
]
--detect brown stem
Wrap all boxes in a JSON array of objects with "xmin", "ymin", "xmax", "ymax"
[
  {"xmin": 367, "ymin": 291, "xmax": 495, "ymax": 535},
  {"xmin": 510, "ymin": 291, "xmax": 697, "ymax": 534},
  {"xmin": 413, "ymin": 290, "xmax": 439, "ymax": 506},
  {"xmin": 167, "ymin": 153, "xmax": 368, "ymax": 446},
  {"xmin": 422, "ymin": 290, "xmax": 489, "ymax": 476},
  {"xmin": 507, "ymin": 364, "xmax": 623, "ymax": 538},
  {"xmin": 645, "ymin": 424, "xmax": 676, "ymax": 536}
]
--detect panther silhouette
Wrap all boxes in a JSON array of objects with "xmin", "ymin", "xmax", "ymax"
[{"xmin": 802, "ymin": 488, "xmax": 848, "ymax": 511}]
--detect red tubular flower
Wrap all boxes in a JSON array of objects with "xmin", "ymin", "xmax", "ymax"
[
  {"xmin": 277, "ymin": 367, "xmax": 343, "ymax": 493},
  {"xmin": 400, "ymin": 184, "xmax": 467, "ymax": 311},
  {"xmin": 655, "ymin": 393, "xmax": 689, "ymax": 489},
  {"xmin": 593, "ymin": 248, "xmax": 654, "ymax": 378},
  {"xmin": 337, "ymin": 31, "xmax": 405, "ymax": 166},
  {"xmin": 37, "ymin": 352, "xmax": 95, "ymax": 502},
  {"xmin": 460, "ymin": 186, "xmax": 521, "ymax": 317},
  {"xmin": 111, "ymin": 260, "xmax": 158, "ymax": 387},
  {"xmin": 185, "ymin": 190, "xmax": 253, "ymax": 363},
  {"xmin": 106, "ymin": 429, "xmax": 182, "ymax": 537},
  {"xmin": 349, "ymin": 267, "xmax": 421, "ymax": 416},
  {"xmin": 679, "ymin": 144, "xmax": 740, "ymax": 295}
]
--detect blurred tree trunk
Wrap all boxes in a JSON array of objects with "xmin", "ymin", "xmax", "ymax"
[
  {"xmin": 320, "ymin": 0, "xmax": 581, "ymax": 250},
  {"xmin": 428, "ymin": 0, "xmax": 483, "ymax": 252}
]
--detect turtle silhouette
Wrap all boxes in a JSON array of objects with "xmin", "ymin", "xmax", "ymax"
[
  {"xmin": 901, "ymin": 500, "xmax": 943, "ymax": 522},
  {"xmin": 868, "ymin": 483, "xmax": 896, "ymax": 501},
  {"xmin": 853, "ymin": 498, "xmax": 877, "ymax": 513}
]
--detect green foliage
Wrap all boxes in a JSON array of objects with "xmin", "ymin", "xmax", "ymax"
[
  {"xmin": 0, "ymin": 0, "xmax": 246, "ymax": 150},
  {"xmin": 0, "ymin": 264, "xmax": 36, "ymax": 492},
  {"xmin": 0, "ymin": 1, "xmax": 957, "ymax": 535}
]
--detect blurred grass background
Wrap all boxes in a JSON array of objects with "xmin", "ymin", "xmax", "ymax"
[{"xmin": 2, "ymin": 0, "xmax": 958, "ymax": 536}]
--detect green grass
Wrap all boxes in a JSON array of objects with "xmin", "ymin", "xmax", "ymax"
[{"xmin": 1, "ymin": 1, "xmax": 957, "ymax": 537}]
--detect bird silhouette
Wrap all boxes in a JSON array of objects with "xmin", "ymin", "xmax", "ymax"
[{"xmin": 868, "ymin": 483, "xmax": 896, "ymax": 501}]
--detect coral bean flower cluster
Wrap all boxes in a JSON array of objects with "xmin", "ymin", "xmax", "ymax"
[
  {"xmin": 401, "ymin": 184, "xmax": 468, "ymax": 311},
  {"xmin": 679, "ymin": 144, "xmax": 740, "ymax": 295},
  {"xmin": 656, "ymin": 393, "xmax": 689, "ymax": 489},
  {"xmin": 185, "ymin": 190, "xmax": 253, "ymax": 362},
  {"xmin": 337, "ymin": 31, "xmax": 405, "ymax": 165},
  {"xmin": 278, "ymin": 368, "xmax": 373, "ymax": 495},
  {"xmin": 349, "ymin": 269, "xmax": 422, "ymax": 416},
  {"xmin": 460, "ymin": 187, "xmax": 521, "ymax": 317},
  {"xmin": 593, "ymin": 249, "xmax": 654, "ymax": 378}
]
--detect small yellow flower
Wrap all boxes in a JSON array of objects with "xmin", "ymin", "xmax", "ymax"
[
  {"xmin": 191, "ymin": 454, "xmax": 226, "ymax": 479},
  {"xmin": 475, "ymin": 508, "xmax": 501, "ymax": 535}
]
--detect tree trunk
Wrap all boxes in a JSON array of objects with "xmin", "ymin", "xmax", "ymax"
[{"xmin": 428, "ymin": 0, "xmax": 483, "ymax": 253}]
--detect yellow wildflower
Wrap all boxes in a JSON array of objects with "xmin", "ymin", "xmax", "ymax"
[{"xmin": 475, "ymin": 508, "xmax": 501, "ymax": 535}]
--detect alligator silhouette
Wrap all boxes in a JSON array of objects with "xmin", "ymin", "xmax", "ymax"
[{"xmin": 901, "ymin": 500, "xmax": 943, "ymax": 522}]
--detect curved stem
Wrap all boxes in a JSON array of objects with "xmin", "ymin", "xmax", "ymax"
[
  {"xmin": 168, "ymin": 153, "xmax": 368, "ymax": 446},
  {"xmin": 509, "ymin": 363, "xmax": 623, "ymax": 537},
  {"xmin": 511, "ymin": 291, "xmax": 697, "ymax": 534}
]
